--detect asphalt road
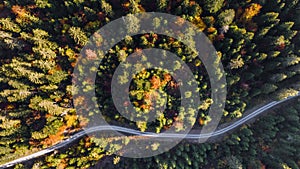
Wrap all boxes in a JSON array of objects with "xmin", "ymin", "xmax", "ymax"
[{"xmin": 0, "ymin": 92, "xmax": 299, "ymax": 168}]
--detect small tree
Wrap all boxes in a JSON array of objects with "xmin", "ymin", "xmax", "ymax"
[
  {"xmin": 261, "ymin": 83, "xmax": 278, "ymax": 94},
  {"xmin": 240, "ymin": 3, "xmax": 262, "ymax": 23},
  {"xmin": 101, "ymin": 0, "xmax": 114, "ymax": 16},
  {"xmin": 230, "ymin": 56, "xmax": 244, "ymax": 69},
  {"xmin": 217, "ymin": 9, "xmax": 235, "ymax": 27},
  {"xmin": 68, "ymin": 27, "xmax": 88, "ymax": 46},
  {"xmin": 202, "ymin": 0, "xmax": 225, "ymax": 13},
  {"xmin": 157, "ymin": 0, "xmax": 167, "ymax": 11}
]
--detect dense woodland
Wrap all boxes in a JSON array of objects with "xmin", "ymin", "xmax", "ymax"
[{"xmin": 0, "ymin": 0, "xmax": 299, "ymax": 168}]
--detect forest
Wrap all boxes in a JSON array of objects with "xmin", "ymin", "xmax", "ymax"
[{"xmin": 0, "ymin": 0, "xmax": 299, "ymax": 168}]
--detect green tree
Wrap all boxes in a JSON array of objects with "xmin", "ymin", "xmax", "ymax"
[
  {"xmin": 261, "ymin": 83, "xmax": 278, "ymax": 94},
  {"xmin": 270, "ymin": 73, "xmax": 288, "ymax": 83},
  {"xmin": 217, "ymin": 9, "xmax": 235, "ymax": 26},
  {"xmin": 157, "ymin": 0, "xmax": 167, "ymax": 11},
  {"xmin": 101, "ymin": 0, "xmax": 114, "ymax": 16},
  {"xmin": 276, "ymin": 88, "xmax": 298, "ymax": 100},
  {"xmin": 68, "ymin": 27, "xmax": 88, "ymax": 46},
  {"xmin": 202, "ymin": 0, "xmax": 225, "ymax": 13}
]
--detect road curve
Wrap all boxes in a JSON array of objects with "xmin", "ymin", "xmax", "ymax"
[{"xmin": 1, "ymin": 92, "xmax": 299, "ymax": 168}]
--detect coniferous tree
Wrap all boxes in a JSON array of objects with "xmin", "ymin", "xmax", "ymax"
[{"xmin": 202, "ymin": 0, "xmax": 225, "ymax": 13}]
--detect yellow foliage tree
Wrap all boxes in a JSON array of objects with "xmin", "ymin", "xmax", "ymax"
[
  {"xmin": 240, "ymin": 3, "xmax": 262, "ymax": 23},
  {"xmin": 193, "ymin": 16, "xmax": 207, "ymax": 31}
]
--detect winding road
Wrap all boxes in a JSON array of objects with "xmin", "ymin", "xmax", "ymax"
[{"xmin": 0, "ymin": 92, "xmax": 299, "ymax": 168}]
